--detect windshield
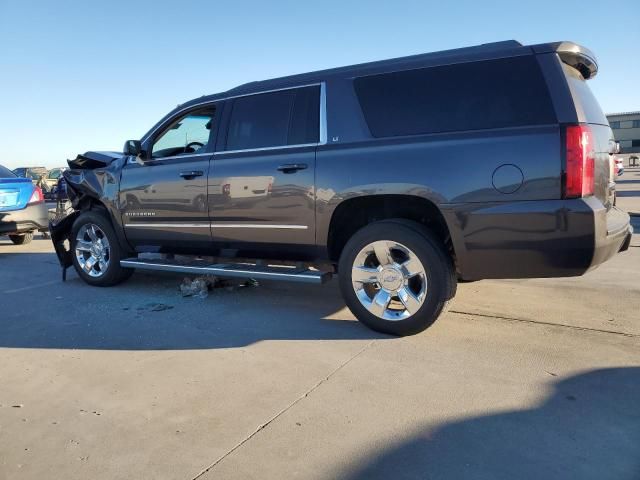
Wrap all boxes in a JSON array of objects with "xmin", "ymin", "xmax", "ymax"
[
  {"xmin": 48, "ymin": 169, "xmax": 63, "ymax": 179},
  {"xmin": 14, "ymin": 168, "xmax": 45, "ymax": 180}
]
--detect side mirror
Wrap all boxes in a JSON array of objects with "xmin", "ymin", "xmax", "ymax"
[{"xmin": 123, "ymin": 140, "xmax": 142, "ymax": 156}]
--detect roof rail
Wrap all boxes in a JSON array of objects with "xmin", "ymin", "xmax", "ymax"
[{"xmin": 478, "ymin": 40, "xmax": 523, "ymax": 49}]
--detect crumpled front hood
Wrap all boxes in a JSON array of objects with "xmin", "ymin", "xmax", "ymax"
[
  {"xmin": 63, "ymin": 151, "xmax": 125, "ymax": 205},
  {"xmin": 67, "ymin": 151, "xmax": 124, "ymax": 169}
]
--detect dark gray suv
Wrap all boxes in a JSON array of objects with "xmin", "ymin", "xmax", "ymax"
[{"xmin": 52, "ymin": 40, "xmax": 633, "ymax": 336}]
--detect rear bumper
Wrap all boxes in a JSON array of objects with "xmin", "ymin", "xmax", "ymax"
[
  {"xmin": 444, "ymin": 197, "xmax": 633, "ymax": 280},
  {"xmin": 591, "ymin": 202, "xmax": 632, "ymax": 267},
  {"xmin": 0, "ymin": 202, "xmax": 49, "ymax": 235}
]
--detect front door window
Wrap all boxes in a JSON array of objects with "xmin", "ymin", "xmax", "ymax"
[{"xmin": 151, "ymin": 108, "xmax": 215, "ymax": 158}]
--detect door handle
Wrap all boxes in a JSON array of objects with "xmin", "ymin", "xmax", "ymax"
[
  {"xmin": 179, "ymin": 170, "xmax": 204, "ymax": 179},
  {"xmin": 277, "ymin": 163, "xmax": 308, "ymax": 173}
]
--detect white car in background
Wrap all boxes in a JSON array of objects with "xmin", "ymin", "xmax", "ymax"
[
  {"xmin": 611, "ymin": 142, "xmax": 624, "ymax": 177},
  {"xmin": 614, "ymin": 157, "xmax": 624, "ymax": 177}
]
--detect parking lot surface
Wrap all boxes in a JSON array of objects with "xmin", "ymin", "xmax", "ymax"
[{"xmin": 1, "ymin": 180, "xmax": 639, "ymax": 479}]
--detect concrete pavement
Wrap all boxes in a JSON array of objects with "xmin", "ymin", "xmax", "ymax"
[
  {"xmin": 0, "ymin": 222, "xmax": 638, "ymax": 479},
  {"xmin": 616, "ymin": 165, "xmax": 640, "ymax": 215}
]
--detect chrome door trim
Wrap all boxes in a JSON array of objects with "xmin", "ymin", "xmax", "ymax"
[
  {"xmin": 319, "ymin": 82, "xmax": 327, "ymax": 145},
  {"xmin": 211, "ymin": 223, "xmax": 308, "ymax": 230},
  {"xmin": 124, "ymin": 223, "xmax": 211, "ymax": 228},
  {"xmin": 213, "ymin": 143, "xmax": 317, "ymax": 156},
  {"xmin": 141, "ymin": 82, "xmax": 326, "ymax": 144},
  {"xmin": 124, "ymin": 222, "xmax": 308, "ymax": 230},
  {"xmin": 149, "ymin": 152, "xmax": 213, "ymax": 161}
]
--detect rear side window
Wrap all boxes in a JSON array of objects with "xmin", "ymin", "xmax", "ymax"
[
  {"xmin": 0, "ymin": 165, "xmax": 16, "ymax": 177},
  {"xmin": 289, "ymin": 86, "xmax": 320, "ymax": 145},
  {"xmin": 354, "ymin": 56, "xmax": 557, "ymax": 138},
  {"xmin": 562, "ymin": 63, "xmax": 608, "ymax": 126},
  {"xmin": 225, "ymin": 86, "xmax": 320, "ymax": 150}
]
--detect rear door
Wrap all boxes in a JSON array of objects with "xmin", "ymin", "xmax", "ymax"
[
  {"xmin": 209, "ymin": 85, "xmax": 321, "ymax": 254},
  {"xmin": 119, "ymin": 104, "xmax": 218, "ymax": 250}
]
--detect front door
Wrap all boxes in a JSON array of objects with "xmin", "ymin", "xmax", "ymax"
[
  {"xmin": 209, "ymin": 85, "xmax": 320, "ymax": 257},
  {"xmin": 120, "ymin": 105, "xmax": 218, "ymax": 251}
]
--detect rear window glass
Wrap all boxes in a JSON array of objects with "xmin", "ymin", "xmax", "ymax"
[
  {"xmin": 354, "ymin": 56, "xmax": 557, "ymax": 138},
  {"xmin": 562, "ymin": 63, "xmax": 608, "ymax": 126},
  {"xmin": 0, "ymin": 165, "xmax": 16, "ymax": 178}
]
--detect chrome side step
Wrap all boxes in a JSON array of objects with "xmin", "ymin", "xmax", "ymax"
[{"xmin": 120, "ymin": 258, "xmax": 332, "ymax": 284}]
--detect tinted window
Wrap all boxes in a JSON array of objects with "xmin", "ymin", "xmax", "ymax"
[
  {"xmin": 354, "ymin": 56, "xmax": 557, "ymax": 138},
  {"xmin": 289, "ymin": 86, "xmax": 320, "ymax": 145},
  {"xmin": 225, "ymin": 86, "xmax": 320, "ymax": 150},
  {"xmin": 562, "ymin": 63, "xmax": 608, "ymax": 126},
  {"xmin": 227, "ymin": 90, "xmax": 294, "ymax": 150},
  {"xmin": 0, "ymin": 165, "xmax": 16, "ymax": 178},
  {"xmin": 610, "ymin": 121, "xmax": 620, "ymax": 129}
]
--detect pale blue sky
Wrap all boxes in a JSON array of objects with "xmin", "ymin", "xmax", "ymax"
[{"xmin": 1, "ymin": 0, "xmax": 638, "ymax": 169}]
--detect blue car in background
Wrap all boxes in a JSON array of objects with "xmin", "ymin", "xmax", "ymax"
[{"xmin": 0, "ymin": 164, "xmax": 48, "ymax": 245}]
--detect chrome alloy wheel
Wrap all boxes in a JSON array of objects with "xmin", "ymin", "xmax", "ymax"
[
  {"xmin": 75, "ymin": 224, "xmax": 111, "ymax": 278},
  {"xmin": 351, "ymin": 240, "xmax": 427, "ymax": 321}
]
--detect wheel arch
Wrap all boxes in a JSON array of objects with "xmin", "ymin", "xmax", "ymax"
[
  {"xmin": 324, "ymin": 194, "xmax": 460, "ymax": 271},
  {"xmin": 74, "ymin": 198, "xmax": 132, "ymax": 254}
]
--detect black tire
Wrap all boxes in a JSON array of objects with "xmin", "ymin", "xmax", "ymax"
[
  {"xmin": 71, "ymin": 211, "xmax": 133, "ymax": 287},
  {"xmin": 9, "ymin": 232, "xmax": 34, "ymax": 245},
  {"xmin": 338, "ymin": 219, "xmax": 456, "ymax": 336}
]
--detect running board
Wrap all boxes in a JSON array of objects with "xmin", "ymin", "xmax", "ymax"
[{"xmin": 120, "ymin": 258, "xmax": 332, "ymax": 284}]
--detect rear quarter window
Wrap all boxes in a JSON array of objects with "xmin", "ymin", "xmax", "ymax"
[
  {"xmin": 354, "ymin": 56, "xmax": 557, "ymax": 138},
  {"xmin": 562, "ymin": 63, "xmax": 608, "ymax": 126}
]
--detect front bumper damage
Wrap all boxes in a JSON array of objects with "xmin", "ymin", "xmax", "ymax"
[{"xmin": 49, "ymin": 151, "xmax": 125, "ymax": 280}]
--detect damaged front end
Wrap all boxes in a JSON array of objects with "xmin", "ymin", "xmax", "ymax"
[{"xmin": 49, "ymin": 151, "xmax": 126, "ymax": 280}]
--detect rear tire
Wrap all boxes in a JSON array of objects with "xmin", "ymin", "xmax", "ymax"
[
  {"xmin": 338, "ymin": 219, "xmax": 456, "ymax": 336},
  {"xmin": 9, "ymin": 232, "xmax": 34, "ymax": 245},
  {"xmin": 71, "ymin": 211, "xmax": 133, "ymax": 286}
]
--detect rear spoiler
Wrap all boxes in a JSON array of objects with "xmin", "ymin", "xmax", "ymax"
[{"xmin": 532, "ymin": 41, "xmax": 598, "ymax": 79}]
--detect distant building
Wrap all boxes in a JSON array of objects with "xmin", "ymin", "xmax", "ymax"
[{"xmin": 607, "ymin": 111, "xmax": 640, "ymax": 154}]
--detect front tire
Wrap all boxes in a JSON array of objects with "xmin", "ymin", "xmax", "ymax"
[
  {"xmin": 9, "ymin": 232, "xmax": 34, "ymax": 245},
  {"xmin": 71, "ymin": 211, "xmax": 133, "ymax": 286},
  {"xmin": 338, "ymin": 220, "xmax": 456, "ymax": 336}
]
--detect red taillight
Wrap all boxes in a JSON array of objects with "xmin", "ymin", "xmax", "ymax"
[
  {"xmin": 28, "ymin": 186, "xmax": 44, "ymax": 205},
  {"xmin": 564, "ymin": 125, "xmax": 595, "ymax": 198}
]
